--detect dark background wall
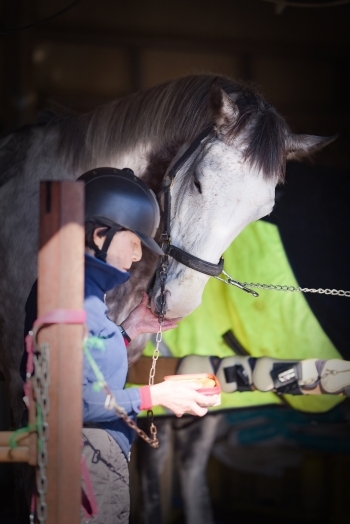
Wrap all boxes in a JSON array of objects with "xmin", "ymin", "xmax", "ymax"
[
  {"xmin": 1, "ymin": 0, "xmax": 350, "ymax": 168},
  {"xmin": 0, "ymin": 1, "xmax": 349, "ymax": 523}
]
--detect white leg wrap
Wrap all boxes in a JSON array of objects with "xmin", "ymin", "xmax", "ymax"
[
  {"xmin": 319, "ymin": 359, "xmax": 350, "ymax": 395},
  {"xmin": 253, "ymin": 357, "xmax": 303, "ymax": 394},
  {"xmin": 176, "ymin": 355, "xmax": 215, "ymax": 376},
  {"xmin": 176, "ymin": 356, "xmax": 350, "ymax": 396},
  {"xmin": 216, "ymin": 356, "xmax": 255, "ymax": 393},
  {"xmin": 253, "ymin": 357, "xmax": 350, "ymax": 396}
]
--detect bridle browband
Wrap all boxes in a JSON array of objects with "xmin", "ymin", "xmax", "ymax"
[{"xmin": 155, "ymin": 124, "xmax": 259, "ymax": 299}]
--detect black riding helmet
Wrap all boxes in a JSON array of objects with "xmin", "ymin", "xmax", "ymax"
[{"xmin": 78, "ymin": 167, "xmax": 164, "ymax": 261}]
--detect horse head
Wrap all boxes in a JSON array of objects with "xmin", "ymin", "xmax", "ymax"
[{"xmin": 149, "ymin": 81, "xmax": 334, "ymax": 319}]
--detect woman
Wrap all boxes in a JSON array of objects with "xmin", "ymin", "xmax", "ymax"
[{"xmin": 22, "ymin": 166, "xmax": 218, "ymax": 524}]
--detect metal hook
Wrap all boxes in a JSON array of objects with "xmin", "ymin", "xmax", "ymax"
[{"xmin": 215, "ymin": 270, "xmax": 259, "ymax": 297}]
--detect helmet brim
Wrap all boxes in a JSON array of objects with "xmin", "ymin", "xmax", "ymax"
[{"xmin": 136, "ymin": 232, "xmax": 164, "ymax": 256}]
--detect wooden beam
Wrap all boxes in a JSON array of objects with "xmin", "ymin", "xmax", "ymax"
[
  {"xmin": 0, "ymin": 446, "xmax": 29, "ymax": 462},
  {"xmin": 37, "ymin": 181, "xmax": 84, "ymax": 524},
  {"xmin": 0, "ymin": 431, "xmax": 29, "ymax": 446}
]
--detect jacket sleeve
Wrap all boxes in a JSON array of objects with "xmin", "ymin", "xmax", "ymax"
[
  {"xmin": 82, "ymin": 378, "xmax": 142, "ymax": 423},
  {"xmin": 82, "ymin": 294, "xmax": 142, "ymax": 423}
]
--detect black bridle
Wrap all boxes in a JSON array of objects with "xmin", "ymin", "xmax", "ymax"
[
  {"xmin": 160, "ymin": 124, "xmax": 225, "ymax": 277},
  {"xmin": 150, "ymin": 124, "xmax": 258, "ymax": 317}
]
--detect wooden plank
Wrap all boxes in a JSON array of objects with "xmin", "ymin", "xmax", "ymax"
[
  {"xmin": 0, "ymin": 431, "xmax": 29, "ymax": 447},
  {"xmin": 0, "ymin": 446, "xmax": 29, "ymax": 462},
  {"xmin": 128, "ymin": 356, "xmax": 179, "ymax": 385},
  {"xmin": 37, "ymin": 181, "xmax": 84, "ymax": 524}
]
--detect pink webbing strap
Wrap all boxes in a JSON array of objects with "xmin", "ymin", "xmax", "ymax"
[
  {"xmin": 81, "ymin": 453, "xmax": 99, "ymax": 518},
  {"xmin": 24, "ymin": 309, "xmax": 86, "ymax": 404}
]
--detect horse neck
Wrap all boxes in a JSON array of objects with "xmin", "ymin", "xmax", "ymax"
[
  {"xmin": 81, "ymin": 84, "xmax": 210, "ymax": 191},
  {"xmin": 107, "ymin": 142, "xmax": 155, "ymax": 182}
]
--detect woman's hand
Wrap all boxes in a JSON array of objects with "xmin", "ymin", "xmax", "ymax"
[
  {"xmin": 121, "ymin": 292, "xmax": 181, "ymax": 341},
  {"xmin": 150, "ymin": 380, "xmax": 219, "ymax": 417}
]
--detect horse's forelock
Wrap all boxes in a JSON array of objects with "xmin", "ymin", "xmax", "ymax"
[
  {"xmin": 243, "ymin": 108, "xmax": 288, "ymax": 183},
  {"xmin": 223, "ymin": 90, "xmax": 288, "ymax": 183}
]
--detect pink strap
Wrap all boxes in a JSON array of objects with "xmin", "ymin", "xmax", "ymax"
[
  {"xmin": 24, "ymin": 309, "xmax": 86, "ymax": 403},
  {"xmin": 81, "ymin": 453, "xmax": 99, "ymax": 518},
  {"xmin": 25, "ymin": 309, "xmax": 86, "ymax": 373},
  {"xmin": 24, "ymin": 310, "xmax": 90, "ymax": 519},
  {"xmin": 32, "ymin": 309, "xmax": 86, "ymax": 329}
]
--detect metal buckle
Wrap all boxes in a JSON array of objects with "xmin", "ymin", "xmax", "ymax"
[{"xmin": 215, "ymin": 270, "xmax": 259, "ymax": 297}]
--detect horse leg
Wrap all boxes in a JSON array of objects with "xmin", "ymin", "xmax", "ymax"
[
  {"xmin": 136, "ymin": 417, "xmax": 173, "ymax": 524},
  {"xmin": 174, "ymin": 413, "xmax": 224, "ymax": 524}
]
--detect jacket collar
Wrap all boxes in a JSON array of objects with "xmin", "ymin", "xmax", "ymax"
[{"xmin": 85, "ymin": 254, "xmax": 130, "ymax": 299}]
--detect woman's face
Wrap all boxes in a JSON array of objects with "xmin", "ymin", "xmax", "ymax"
[{"xmin": 93, "ymin": 228, "xmax": 142, "ymax": 271}]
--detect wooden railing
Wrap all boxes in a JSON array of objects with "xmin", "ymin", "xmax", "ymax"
[{"xmin": 0, "ymin": 181, "xmax": 85, "ymax": 523}]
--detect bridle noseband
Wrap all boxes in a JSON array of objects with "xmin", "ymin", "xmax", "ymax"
[{"xmin": 156, "ymin": 125, "xmax": 258, "ymax": 300}]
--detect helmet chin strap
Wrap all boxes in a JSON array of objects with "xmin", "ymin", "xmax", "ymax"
[{"xmin": 93, "ymin": 226, "xmax": 121, "ymax": 263}]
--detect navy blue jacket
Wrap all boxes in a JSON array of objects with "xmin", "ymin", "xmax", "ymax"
[
  {"xmin": 83, "ymin": 254, "xmax": 142, "ymax": 458},
  {"xmin": 22, "ymin": 254, "xmax": 142, "ymax": 459}
]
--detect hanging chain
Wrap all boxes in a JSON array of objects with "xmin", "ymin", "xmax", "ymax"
[
  {"xmin": 215, "ymin": 269, "xmax": 350, "ymax": 298},
  {"xmin": 104, "ymin": 393, "xmax": 160, "ymax": 448},
  {"xmin": 32, "ymin": 340, "xmax": 50, "ymax": 524},
  {"xmin": 241, "ymin": 282, "xmax": 350, "ymax": 297},
  {"xmin": 146, "ymin": 255, "xmax": 169, "ymax": 448}
]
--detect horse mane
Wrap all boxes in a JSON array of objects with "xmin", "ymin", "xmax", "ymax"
[{"xmin": 36, "ymin": 74, "xmax": 289, "ymax": 181}]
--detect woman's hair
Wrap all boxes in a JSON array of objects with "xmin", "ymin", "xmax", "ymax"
[{"xmin": 85, "ymin": 217, "xmax": 123, "ymax": 251}]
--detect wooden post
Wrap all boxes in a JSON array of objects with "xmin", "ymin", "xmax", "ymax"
[{"xmin": 37, "ymin": 181, "xmax": 84, "ymax": 524}]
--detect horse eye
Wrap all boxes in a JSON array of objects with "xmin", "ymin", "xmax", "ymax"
[{"xmin": 193, "ymin": 177, "xmax": 202, "ymax": 194}]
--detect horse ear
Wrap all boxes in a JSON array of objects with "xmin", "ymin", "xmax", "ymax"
[
  {"xmin": 286, "ymin": 134, "xmax": 337, "ymax": 160},
  {"xmin": 210, "ymin": 80, "xmax": 239, "ymax": 133}
]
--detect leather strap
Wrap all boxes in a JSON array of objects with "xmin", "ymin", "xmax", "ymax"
[
  {"xmin": 165, "ymin": 125, "xmax": 215, "ymax": 185},
  {"xmin": 158, "ymin": 125, "xmax": 226, "ymax": 279},
  {"xmin": 163, "ymin": 244, "xmax": 224, "ymax": 277},
  {"xmin": 270, "ymin": 362, "xmax": 302, "ymax": 395},
  {"xmin": 94, "ymin": 225, "xmax": 121, "ymax": 263}
]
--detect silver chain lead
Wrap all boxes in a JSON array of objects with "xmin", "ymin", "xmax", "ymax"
[
  {"xmin": 32, "ymin": 341, "xmax": 50, "ymax": 524},
  {"xmin": 149, "ymin": 323, "xmax": 162, "ymax": 387},
  {"xmin": 215, "ymin": 269, "xmax": 350, "ymax": 298},
  {"xmin": 242, "ymin": 282, "xmax": 350, "ymax": 297},
  {"xmin": 146, "ymin": 255, "xmax": 168, "ymax": 446}
]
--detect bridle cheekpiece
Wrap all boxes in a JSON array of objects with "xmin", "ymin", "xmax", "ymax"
[{"xmin": 157, "ymin": 125, "xmax": 258, "ymax": 299}]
